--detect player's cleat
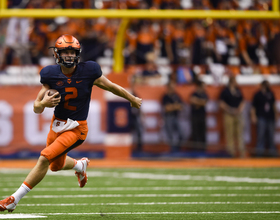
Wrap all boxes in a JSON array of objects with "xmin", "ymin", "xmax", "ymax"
[
  {"xmin": 75, "ymin": 157, "xmax": 90, "ymax": 188},
  {"xmin": 0, "ymin": 196, "xmax": 16, "ymax": 212}
]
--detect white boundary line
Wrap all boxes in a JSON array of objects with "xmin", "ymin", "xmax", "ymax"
[
  {"xmin": 2, "ymin": 186, "xmax": 280, "ymax": 192},
  {"xmin": 0, "ymin": 214, "xmax": 46, "ymax": 219},
  {"xmin": 52, "ymin": 171, "xmax": 280, "ymax": 184},
  {"xmin": 1, "ymin": 211, "xmax": 280, "ymax": 218},
  {"xmin": 20, "ymin": 193, "xmax": 280, "ymax": 198},
  {"xmin": 33, "ymin": 211, "xmax": 280, "ymax": 215},
  {"xmin": 2, "ymin": 170, "xmax": 280, "ymax": 184},
  {"xmin": 18, "ymin": 201, "xmax": 280, "ymax": 207}
]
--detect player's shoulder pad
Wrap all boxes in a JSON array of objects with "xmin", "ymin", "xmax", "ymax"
[
  {"xmin": 40, "ymin": 65, "xmax": 58, "ymax": 77},
  {"xmin": 83, "ymin": 60, "xmax": 99, "ymax": 70},
  {"xmin": 83, "ymin": 61, "xmax": 102, "ymax": 77}
]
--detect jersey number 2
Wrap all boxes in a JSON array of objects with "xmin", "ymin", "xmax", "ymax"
[{"xmin": 64, "ymin": 87, "xmax": 77, "ymax": 111}]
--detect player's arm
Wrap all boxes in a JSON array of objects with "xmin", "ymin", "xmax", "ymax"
[
  {"xmin": 33, "ymin": 84, "xmax": 61, "ymax": 114},
  {"xmin": 94, "ymin": 75, "xmax": 142, "ymax": 109}
]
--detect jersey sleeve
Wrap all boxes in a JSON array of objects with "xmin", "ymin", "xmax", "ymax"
[
  {"xmin": 85, "ymin": 61, "xmax": 102, "ymax": 81},
  {"xmin": 39, "ymin": 66, "xmax": 51, "ymax": 85}
]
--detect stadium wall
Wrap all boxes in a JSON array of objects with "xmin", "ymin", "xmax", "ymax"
[{"xmin": 0, "ymin": 77, "xmax": 280, "ymax": 159}]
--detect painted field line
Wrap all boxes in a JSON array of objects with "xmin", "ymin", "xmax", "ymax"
[
  {"xmin": 0, "ymin": 182, "xmax": 67, "ymax": 187},
  {"xmin": 18, "ymin": 201, "xmax": 280, "ymax": 207},
  {"xmin": 10, "ymin": 186, "xmax": 280, "ymax": 192},
  {"xmin": 20, "ymin": 193, "xmax": 280, "ymax": 198},
  {"xmin": 0, "ymin": 169, "xmax": 30, "ymax": 173},
  {"xmin": 34, "ymin": 211, "xmax": 280, "ymax": 215},
  {"xmin": 0, "ymin": 214, "xmax": 46, "ymax": 219},
  {"xmin": 2, "ymin": 186, "xmax": 280, "ymax": 192},
  {"xmin": 49, "ymin": 171, "xmax": 280, "ymax": 184},
  {"xmin": 2, "ymin": 169, "xmax": 280, "ymax": 184}
]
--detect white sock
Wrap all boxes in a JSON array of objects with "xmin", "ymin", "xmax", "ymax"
[
  {"xmin": 72, "ymin": 160, "xmax": 83, "ymax": 172},
  {"xmin": 12, "ymin": 183, "xmax": 31, "ymax": 204}
]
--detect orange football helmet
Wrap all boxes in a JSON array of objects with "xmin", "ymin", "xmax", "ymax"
[{"xmin": 49, "ymin": 34, "xmax": 82, "ymax": 68}]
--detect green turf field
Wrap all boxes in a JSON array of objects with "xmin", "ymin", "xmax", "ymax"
[{"xmin": 1, "ymin": 167, "xmax": 280, "ymax": 219}]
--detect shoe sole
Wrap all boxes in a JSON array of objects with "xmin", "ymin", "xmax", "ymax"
[{"xmin": 0, "ymin": 207, "xmax": 15, "ymax": 213}]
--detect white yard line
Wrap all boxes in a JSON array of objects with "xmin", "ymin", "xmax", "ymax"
[
  {"xmin": 0, "ymin": 214, "xmax": 46, "ymax": 219},
  {"xmin": 17, "ymin": 201, "xmax": 280, "ymax": 207},
  {"xmin": 0, "ymin": 182, "xmax": 68, "ymax": 187},
  {"xmin": 50, "ymin": 171, "xmax": 280, "ymax": 184},
  {"xmin": 20, "ymin": 193, "xmax": 280, "ymax": 198},
  {"xmin": 33, "ymin": 211, "xmax": 280, "ymax": 215},
  {"xmin": 2, "ymin": 186, "xmax": 280, "ymax": 192},
  {"xmin": 1, "ymin": 169, "xmax": 280, "ymax": 184},
  {"xmin": 1, "ymin": 211, "xmax": 279, "ymax": 218},
  {"xmin": 0, "ymin": 170, "xmax": 280, "ymax": 184}
]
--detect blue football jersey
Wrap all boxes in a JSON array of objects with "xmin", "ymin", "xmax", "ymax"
[{"xmin": 40, "ymin": 61, "xmax": 102, "ymax": 120}]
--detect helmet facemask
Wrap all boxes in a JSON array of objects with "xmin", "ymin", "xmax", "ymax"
[{"xmin": 54, "ymin": 47, "xmax": 81, "ymax": 68}]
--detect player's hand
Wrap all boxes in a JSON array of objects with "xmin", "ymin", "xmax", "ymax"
[
  {"xmin": 41, "ymin": 92, "xmax": 61, "ymax": 108},
  {"xmin": 131, "ymin": 97, "xmax": 142, "ymax": 109}
]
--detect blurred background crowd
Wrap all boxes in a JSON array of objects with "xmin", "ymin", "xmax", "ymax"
[{"xmin": 1, "ymin": 0, "xmax": 280, "ymax": 80}]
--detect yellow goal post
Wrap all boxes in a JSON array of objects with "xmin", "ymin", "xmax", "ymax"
[{"xmin": 0, "ymin": 0, "xmax": 279, "ymax": 72}]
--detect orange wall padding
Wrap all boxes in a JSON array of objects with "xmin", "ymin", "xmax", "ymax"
[{"xmin": 0, "ymin": 80, "xmax": 279, "ymax": 156}]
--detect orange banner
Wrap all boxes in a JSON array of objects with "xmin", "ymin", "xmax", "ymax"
[{"xmin": 0, "ymin": 84, "xmax": 279, "ymax": 157}]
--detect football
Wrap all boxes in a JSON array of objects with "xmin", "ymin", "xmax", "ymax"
[{"xmin": 47, "ymin": 89, "xmax": 61, "ymax": 98}]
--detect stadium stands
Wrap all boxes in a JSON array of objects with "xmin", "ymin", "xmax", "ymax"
[{"xmin": 0, "ymin": 0, "xmax": 278, "ymax": 86}]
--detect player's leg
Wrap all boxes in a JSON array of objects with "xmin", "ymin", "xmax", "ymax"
[
  {"xmin": 62, "ymin": 155, "xmax": 88, "ymax": 171},
  {"xmin": 0, "ymin": 129, "xmax": 68, "ymax": 212},
  {"xmin": 62, "ymin": 155, "xmax": 76, "ymax": 169},
  {"xmin": 51, "ymin": 154, "xmax": 90, "ymax": 187},
  {"xmin": 66, "ymin": 123, "xmax": 89, "ymax": 187},
  {"xmin": 49, "ymin": 123, "xmax": 89, "ymax": 187},
  {"xmin": 0, "ymin": 156, "xmax": 49, "ymax": 212},
  {"xmin": 0, "ymin": 126, "xmax": 57, "ymax": 213},
  {"xmin": 70, "ymin": 156, "xmax": 90, "ymax": 188},
  {"xmin": 1, "ymin": 122, "xmax": 89, "ymax": 212},
  {"xmin": 24, "ymin": 156, "xmax": 50, "ymax": 187}
]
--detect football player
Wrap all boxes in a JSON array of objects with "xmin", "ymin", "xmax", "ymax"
[{"xmin": 0, "ymin": 34, "xmax": 142, "ymax": 212}]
